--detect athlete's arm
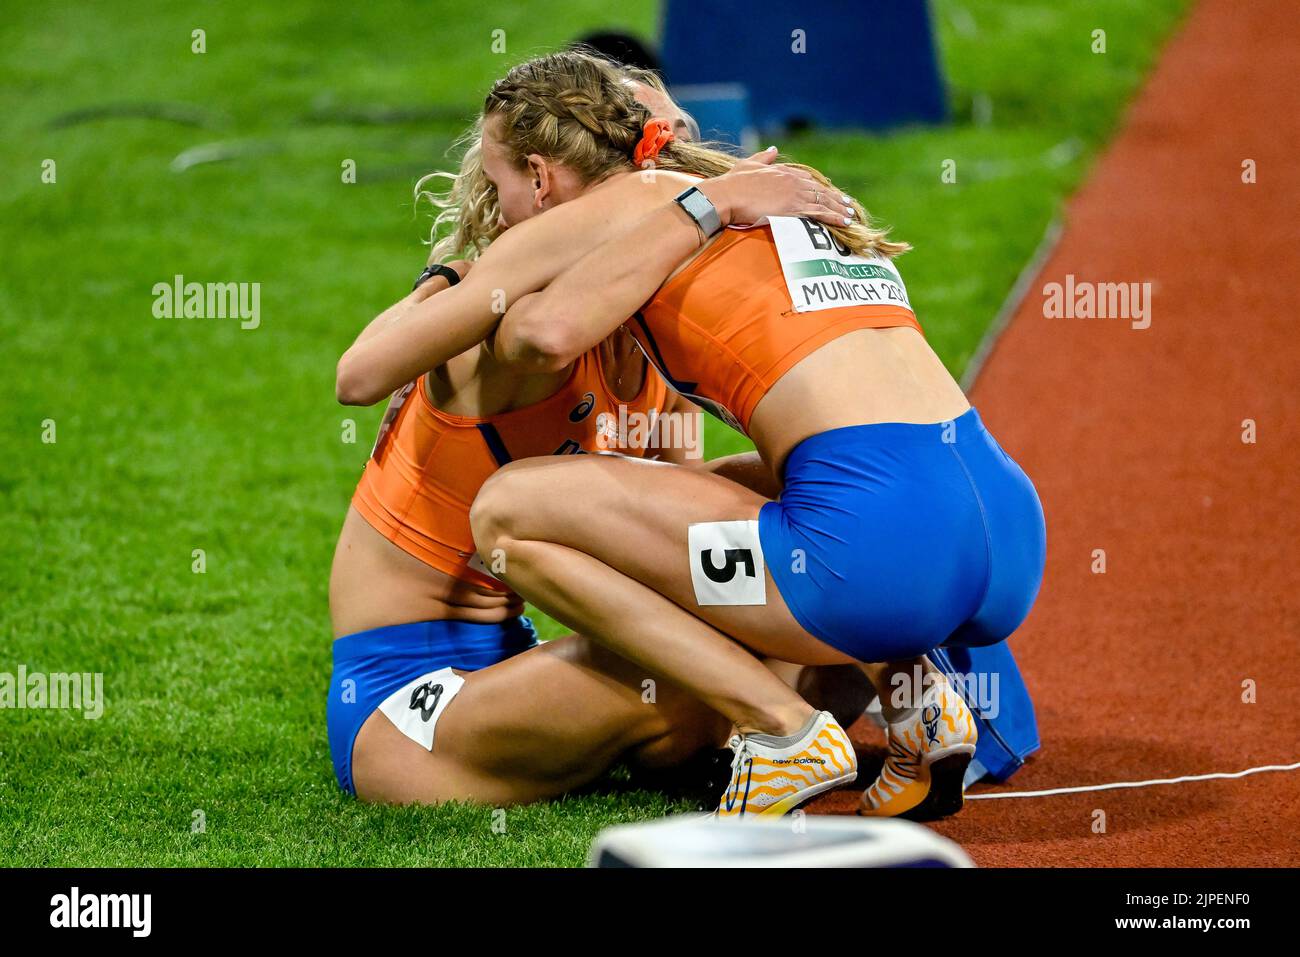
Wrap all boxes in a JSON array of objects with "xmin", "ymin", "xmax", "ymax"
[
  {"xmin": 348, "ymin": 261, "xmax": 469, "ymax": 354},
  {"xmin": 492, "ymin": 161, "xmax": 850, "ymax": 372},
  {"xmin": 335, "ymin": 185, "xmax": 672, "ymax": 406},
  {"xmin": 488, "ymin": 207, "xmax": 700, "ymax": 373}
]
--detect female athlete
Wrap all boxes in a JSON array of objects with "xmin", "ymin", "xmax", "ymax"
[{"xmin": 329, "ymin": 67, "xmax": 867, "ymax": 806}]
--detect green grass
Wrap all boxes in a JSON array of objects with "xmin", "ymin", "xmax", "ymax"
[{"xmin": 0, "ymin": 0, "xmax": 1189, "ymax": 865}]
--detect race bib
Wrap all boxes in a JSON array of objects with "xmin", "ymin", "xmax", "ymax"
[
  {"xmin": 465, "ymin": 550, "xmax": 503, "ymax": 582},
  {"xmin": 767, "ymin": 215, "xmax": 912, "ymax": 314},
  {"xmin": 370, "ymin": 379, "xmax": 418, "ymax": 459},
  {"xmin": 377, "ymin": 668, "xmax": 465, "ymax": 752},
  {"xmin": 687, "ymin": 520, "xmax": 767, "ymax": 606}
]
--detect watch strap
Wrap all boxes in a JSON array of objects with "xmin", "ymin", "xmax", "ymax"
[
  {"xmin": 673, "ymin": 186, "xmax": 723, "ymax": 239},
  {"xmin": 413, "ymin": 263, "xmax": 461, "ymax": 291}
]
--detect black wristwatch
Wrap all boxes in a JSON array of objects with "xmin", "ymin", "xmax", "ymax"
[{"xmin": 413, "ymin": 263, "xmax": 462, "ymax": 291}]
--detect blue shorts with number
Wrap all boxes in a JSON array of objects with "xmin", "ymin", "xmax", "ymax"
[{"xmin": 326, "ymin": 616, "xmax": 538, "ymax": 796}]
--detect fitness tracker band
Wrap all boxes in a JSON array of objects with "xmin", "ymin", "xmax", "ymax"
[
  {"xmin": 673, "ymin": 186, "xmax": 724, "ymax": 239},
  {"xmin": 412, "ymin": 263, "xmax": 462, "ymax": 291}
]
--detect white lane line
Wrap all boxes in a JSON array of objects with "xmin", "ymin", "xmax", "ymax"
[{"xmin": 965, "ymin": 761, "xmax": 1300, "ymax": 800}]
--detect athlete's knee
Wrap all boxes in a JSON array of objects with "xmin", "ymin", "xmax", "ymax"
[{"xmin": 469, "ymin": 465, "xmax": 529, "ymax": 553}]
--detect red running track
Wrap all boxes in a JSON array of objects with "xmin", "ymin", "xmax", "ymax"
[{"xmin": 809, "ymin": 0, "xmax": 1300, "ymax": 866}]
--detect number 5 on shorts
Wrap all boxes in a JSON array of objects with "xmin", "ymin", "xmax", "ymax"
[{"xmin": 688, "ymin": 520, "xmax": 767, "ymax": 606}]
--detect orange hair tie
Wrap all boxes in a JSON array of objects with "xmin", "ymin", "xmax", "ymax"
[{"xmin": 632, "ymin": 118, "xmax": 675, "ymax": 167}]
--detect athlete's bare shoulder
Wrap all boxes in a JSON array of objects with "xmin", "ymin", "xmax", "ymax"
[
  {"xmin": 598, "ymin": 168, "xmax": 703, "ymax": 204},
  {"xmin": 465, "ymin": 170, "xmax": 706, "ymax": 286},
  {"xmin": 529, "ymin": 169, "xmax": 703, "ymax": 226},
  {"xmin": 425, "ymin": 341, "xmax": 579, "ymax": 419}
]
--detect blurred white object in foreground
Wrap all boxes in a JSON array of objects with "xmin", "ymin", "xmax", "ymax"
[{"xmin": 588, "ymin": 814, "xmax": 974, "ymax": 868}]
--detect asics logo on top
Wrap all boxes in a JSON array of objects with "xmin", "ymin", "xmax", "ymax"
[{"xmin": 568, "ymin": 392, "xmax": 596, "ymax": 422}]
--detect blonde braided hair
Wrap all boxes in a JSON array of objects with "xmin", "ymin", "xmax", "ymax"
[{"xmin": 420, "ymin": 50, "xmax": 906, "ymax": 263}]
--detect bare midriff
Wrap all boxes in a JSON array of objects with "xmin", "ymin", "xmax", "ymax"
[{"xmin": 748, "ymin": 326, "xmax": 972, "ymax": 476}]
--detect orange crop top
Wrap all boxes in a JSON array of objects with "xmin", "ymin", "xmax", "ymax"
[
  {"xmin": 631, "ymin": 219, "xmax": 921, "ymax": 434},
  {"xmin": 352, "ymin": 348, "xmax": 671, "ymax": 590}
]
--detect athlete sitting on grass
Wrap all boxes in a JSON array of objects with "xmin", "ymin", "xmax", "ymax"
[{"xmin": 329, "ymin": 66, "xmax": 867, "ymax": 806}]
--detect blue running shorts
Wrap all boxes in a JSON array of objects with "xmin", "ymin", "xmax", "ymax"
[
  {"xmin": 326, "ymin": 616, "xmax": 538, "ymax": 795},
  {"xmin": 758, "ymin": 407, "xmax": 1045, "ymax": 662}
]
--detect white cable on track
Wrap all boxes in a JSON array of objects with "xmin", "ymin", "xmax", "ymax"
[{"xmin": 965, "ymin": 761, "xmax": 1300, "ymax": 800}]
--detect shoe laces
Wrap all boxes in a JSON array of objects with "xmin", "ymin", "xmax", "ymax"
[{"xmin": 725, "ymin": 732, "xmax": 754, "ymax": 804}]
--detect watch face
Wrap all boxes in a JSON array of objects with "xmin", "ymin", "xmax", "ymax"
[{"xmin": 676, "ymin": 187, "xmax": 721, "ymax": 237}]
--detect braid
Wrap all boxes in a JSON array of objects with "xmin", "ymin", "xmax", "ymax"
[
  {"xmin": 422, "ymin": 49, "xmax": 908, "ymax": 262},
  {"xmin": 485, "ymin": 53, "xmax": 649, "ymax": 182}
]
